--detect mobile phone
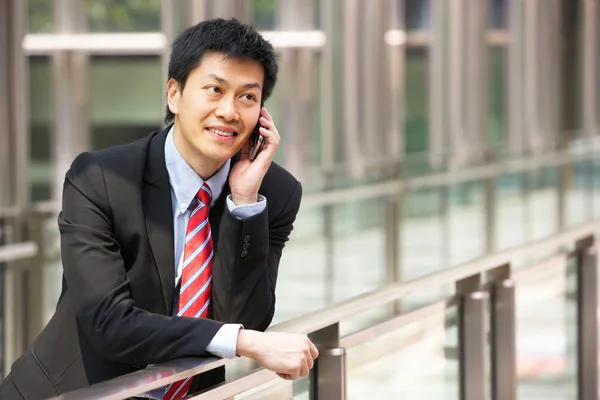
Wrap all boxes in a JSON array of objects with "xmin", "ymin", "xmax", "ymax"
[{"xmin": 248, "ymin": 122, "xmax": 265, "ymax": 161}]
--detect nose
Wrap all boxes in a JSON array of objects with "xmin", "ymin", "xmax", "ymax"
[{"xmin": 215, "ymin": 96, "xmax": 239, "ymax": 121}]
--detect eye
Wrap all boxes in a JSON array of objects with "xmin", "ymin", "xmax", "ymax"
[
  {"xmin": 207, "ymin": 86, "xmax": 222, "ymax": 94},
  {"xmin": 241, "ymin": 93, "xmax": 257, "ymax": 102}
]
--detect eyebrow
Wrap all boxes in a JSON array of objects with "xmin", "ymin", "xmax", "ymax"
[{"xmin": 207, "ymin": 73, "xmax": 262, "ymax": 90}]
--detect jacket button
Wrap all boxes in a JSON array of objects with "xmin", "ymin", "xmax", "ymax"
[
  {"xmin": 241, "ymin": 250, "xmax": 248, "ymax": 257},
  {"xmin": 242, "ymin": 242, "xmax": 250, "ymax": 250},
  {"xmin": 244, "ymin": 235, "xmax": 250, "ymax": 243}
]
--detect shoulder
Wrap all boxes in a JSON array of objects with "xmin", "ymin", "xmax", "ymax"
[{"xmin": 67, "ymin": 132, "xmax": 157, "ymax": 182}]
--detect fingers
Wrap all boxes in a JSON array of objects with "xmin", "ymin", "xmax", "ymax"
[
  {"xmin": 306, "ymin": 348, "xmax": 314, "ymax": 370},
  {"xmin": 309, "ymin": 341, "xmax": 319, "ymax": 360},
  {"xmin": 259, "ymin": 107, "xmax": 280, "ymax": 142},
  {"xmin": 259, "ymin": 113, "xmax": 280, "ymax": 142},
  {"xmin": 277, "ymin": 372, "xmax": 292, "ymax": 380}
]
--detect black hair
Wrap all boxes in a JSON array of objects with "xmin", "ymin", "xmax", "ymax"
[{"xmin": 164, "ymin": 18, "xmax": 278, "ymax": 125}]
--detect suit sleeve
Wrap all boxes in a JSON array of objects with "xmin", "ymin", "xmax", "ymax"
[
  {"xmin": 211, "ymin": 180, "xmax": 302, "ymax": 331},
  {"xmin": 58, "ymin": 152, "xmax": 224, "ymax": 365}
]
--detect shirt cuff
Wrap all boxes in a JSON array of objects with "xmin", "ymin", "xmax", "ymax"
[
  {"xmin": 205, "ymin": 324, "xmax": 243, "ymax": 359},
  {"xmin": 226, "ymin": 194, "xmax": 267, "ymax": 218}
]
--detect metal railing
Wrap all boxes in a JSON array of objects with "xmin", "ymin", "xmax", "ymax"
[
  {"xmin": 51, "ymin": 218, "xmax": 600, "ymax": 400},
  {"xmin": 0, "ymin": 141, "xmax": 598, "ymax": 396}
]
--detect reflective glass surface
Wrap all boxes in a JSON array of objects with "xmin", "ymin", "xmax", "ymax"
[
  {"xmin": 515, "ymin": 260, "xmax": 577, "ymax": 399},
  {"xmin": 347, "ymin": 307, "xmax": 458, "ymax": 399},
  {"xmin": 29, "ymin": 56, "xmax": 53, "ymax": 202},
  {"xmin": 85, "ymin": 0, "xmax": 161, "ymax": 32}
]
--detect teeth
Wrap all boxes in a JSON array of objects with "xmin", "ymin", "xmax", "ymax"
[{"xmin": 208, "ymin": 128, "xmax": 234, "ymax": 137}]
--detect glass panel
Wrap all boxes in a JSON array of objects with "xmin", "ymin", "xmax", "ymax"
[
  {"xmin": 405, "ymin": 0, "xmax": 430, "ymax": 30},
  {"xmin": 29, "ymin": 56, "xmax": 53, "ymax": 202},
  {"xmin": 347, "ymin": 307, "xmax": 458, "ymax": 399},
  {"xmin": 448, "ymin": 181, "xmax": 485, "ymax": 265},
  {"xmin": 529, "ymin": 167, "xmax": 558, "ymax": 240},
  {"xmin": 496, "ymin": 172, "xmax": 526, "ymax": 250},
  {"xmin": 334, "ymin": 198, "xmax": 388, "ymax": 334},
  {"xmin": 28, "ymin": 0, "xmax": 54, "ymax": 32},
  {"xmin": 402, "ymin": 188, "xmax": 445, "ymax": 278},
  {"xmin": 566, "ymin": 161, "xmax": 590, "ymax": 227},
  {"xmin": 265, "ymin": 51, "xmax": 323, "ymax": 192},
  {"xmin": 332, "ymin": 198, "xmax": 386, "ymax": 301},
  {"xmin": 516, "ymin": 258, "xmax": 577, "ymax": 398},
  {"xmin": 228, "ymin": 376, "xmax": 308, "ymax": 399},
  {"xmin": 404, "ymin": 47, "xmax": 430, "ymax": 177},
  {"xmin": 85, "ymin": 0, "xmax": 161, "ymax": 32},
  {"xmin": 488, "ymin": 47, "xmax": 506, "ymax": 154},
  {"xmin": 252, "ymin": 0, "xmax": 277, "ymax": 30},
  {"xmin": 89, "ymin": 56, "xmax": 163, "ymax": 150},
  {"xmin": 272, "ymin": 206, "xmax": 328, "ymax": 324},
  {"xmin": 488, "ymin": 0, "xmax": 507, "ymax": 29},
  {"xmin": 42, "ymin": 214, "xmax": 62, "ymax": 325},
  {"xmin": 593, "ymin": 152, "xmax": 600, "ymax": 219}
]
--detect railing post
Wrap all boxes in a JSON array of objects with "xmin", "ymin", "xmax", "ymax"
[
  {"xmin": 488, "ymin": 264, "xmax": 516, "ymax": 400},
  {"xmin": 575, "ymin": 236, "xmax": 598, "ymax": 400},
  {"xmin": 309, "ymin": 323, "xmax": 346, "ymax": 400},
  {"xmin": 456, "ymin": 274, "xmax": 487, "ymax": 400}
]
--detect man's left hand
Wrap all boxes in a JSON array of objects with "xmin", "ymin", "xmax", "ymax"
[{"xmin": 229, "ymin": 107, "xmax": 280, "ymax": 205}]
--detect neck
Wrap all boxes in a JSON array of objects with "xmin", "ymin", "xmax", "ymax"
[{"xmin": 172, "ymin": 123, "xmax": 223, "ymax": 180}]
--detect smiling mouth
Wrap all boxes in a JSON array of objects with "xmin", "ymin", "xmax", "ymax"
[{"xmin": 206, "ymin": 127, "xmax": 238, "ymax": 138}]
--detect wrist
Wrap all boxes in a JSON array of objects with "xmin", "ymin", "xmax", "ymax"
[
  {"xmin": 236, "ymin": 329, "xmax": 260, "ymax": 358},
  {"xmin": 231, "ymin": 193, "xmax": 259, "ymax": 205}
]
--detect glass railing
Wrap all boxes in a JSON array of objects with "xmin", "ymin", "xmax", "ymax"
[
  {"xmin": 3, "ymin": 139, "xmax": 600, "ymax": 398},
  {"xmin": 49, "ymin": 219, "xmax": 600, "ymax": 399}
]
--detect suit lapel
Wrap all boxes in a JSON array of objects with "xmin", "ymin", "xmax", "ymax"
[{"xmin": 143, "ymin": 128, "xmax": 175, "ymax": 313}]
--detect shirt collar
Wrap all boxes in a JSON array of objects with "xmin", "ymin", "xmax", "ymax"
[{"xmin": 164, "ymin": 126, "xmax": 230, "ymax": 213}]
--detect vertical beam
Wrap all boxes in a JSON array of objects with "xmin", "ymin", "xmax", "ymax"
[
  {"xmin": 319, "ymin": 0, "xmax": 336, "ymax": 305},
  {"xmin": 484, "ymin": 176, "xmax": 497, "ymax": 252},
  {"xmin": 1, "ymin": 0, "xmax": 29, "ymax": 375},
  {"xmin": 361, "ymin": 0, "xmax": 385, "ymax": 168},
  {"xmin": 524, "ymin": 0, "xmax": 541, "ymax": 153},
  {"xmin": 161, "ymin": 0, "xmax": 174, "ymax": 122},
  {"xmin": 275, "ymin": 0, "xmax": 314, "ymax": 182},
  {"xmin": 386, "ymin": 0, "xmax": 405, "ymax": 167},
  {"xmin": 189, "ymin": 0, "xmax": 207, "ymax": 24},
  {"xmin": 212, "ymin": 0, "xmax": 251, "ymax": 23},
  {"xmin": 385, "ymin": 0, "xmax": 405, "ymax": 315},
  {"xmin": 342, "ymin": 0, "xmax": 363, "ymax": 178},
  {"xmin": 320, "ymin": 0, "xmax": 335, "ymax": 181},
  {"xmin": 448, "ymin": 0, "xmax": 466, "ymax": 165},
  {"xmin": 429, "ymin": 0, "xmax": 445, "ymax": 169},
  {"xmin": 575, "ymin": 236, "xmax": 598, "ymax": 400},
  {"xmin": 488, "ymin": 265, "xmax": 517, "ymax": 400},
  {"xmin": 52, "ymin": 0, "xmax": 88, "ymax": 203},
  {"xmin": 464, "ymin": 0, "xmax": 488, "ymax": 164},
  {"xmin": 507, "ymin": 0, "xmax": 525, "ymax": 155},
  {"xmin": 456, "ymin": 274, "xmax": 487, "ymax": 400},
  {"xmin": 309, "ymin": 323, "xmax": 346, "ymax": 400},
  {"xmin": 582, "ymin": 0, "xmax": 597, "ymax": 137}
]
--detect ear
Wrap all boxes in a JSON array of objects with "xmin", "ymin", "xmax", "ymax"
[{"xmin": 167, "ymin": 78, "xmax": 181, "ymax": 116}]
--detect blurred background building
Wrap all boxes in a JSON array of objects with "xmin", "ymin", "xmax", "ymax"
[{"xmin": 1, "ymin": 0, "xmax": 600, "ymax": 398}]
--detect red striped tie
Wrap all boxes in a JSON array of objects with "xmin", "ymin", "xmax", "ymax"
[{"xmin": 164, "ymin": 182, "xmax": 214, "ymax": 400}]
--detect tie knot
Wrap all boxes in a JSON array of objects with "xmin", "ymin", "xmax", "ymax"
[{"xmin": 196, "ymin": 183, "xmax": 212, "ymax": 206}]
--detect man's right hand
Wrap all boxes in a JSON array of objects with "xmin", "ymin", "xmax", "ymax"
[{"xmin": 236, "ymin": 330, "xmax": 319, "ymax": 380}]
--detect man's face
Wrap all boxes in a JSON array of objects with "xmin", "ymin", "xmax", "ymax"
[{"xmin": 168, "ymin": 52, "xmax": 264, "ymax": 169}]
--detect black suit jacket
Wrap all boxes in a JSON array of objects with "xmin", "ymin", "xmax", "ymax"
[{"xmin": 0, "ymin": 128, "xmax": 302, "ymax": 399}]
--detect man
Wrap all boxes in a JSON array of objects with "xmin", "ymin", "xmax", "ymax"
[{"xmin": 0, "ymin": 18, "xmax": 318, "ymax": 400}]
